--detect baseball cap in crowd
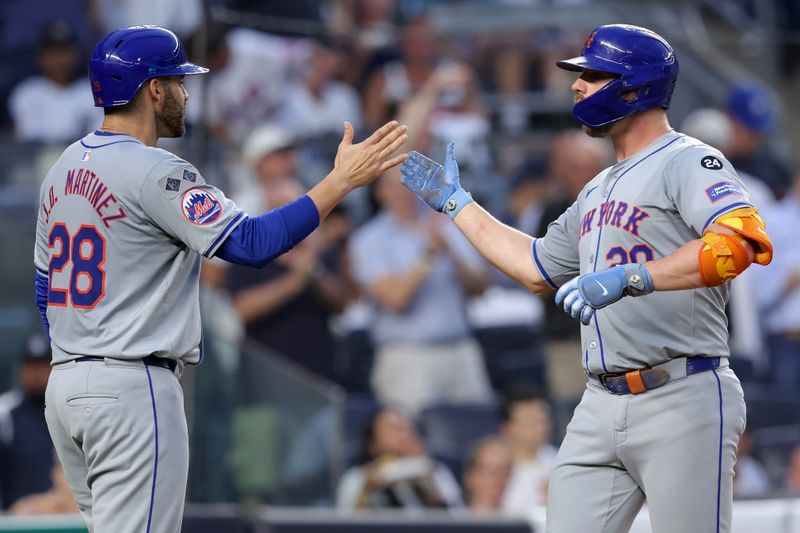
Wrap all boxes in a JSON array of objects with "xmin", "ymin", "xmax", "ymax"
[
  {"xmin": 726, "ymin": 84, "xmax": 776, "ymax": 133},
  {"xmin": 680, "ymin": 108, "xmax": 733, "ymax": 151},
  {"xmin": 39, "ymin": 20, "xmax": 78, "ymax": 50},
  {"xmin": 21, "ymin": 333, "xmax": 51, "ymax": 364},
  {"xmin": 511, "ymin": 156, "xmax": 549, "ymax": 189},
  {"xmin": 242, "ymin": 125, "xmax": 295, "ymax": 169}
]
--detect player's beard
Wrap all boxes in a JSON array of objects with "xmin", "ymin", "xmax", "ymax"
[
  {"xmin": 157, "ymin": 90, "xmax": 186, "ymax": 138},
  {"xmin": 582, "ymin": 124, "xmax": 610, "ymax": 138}
]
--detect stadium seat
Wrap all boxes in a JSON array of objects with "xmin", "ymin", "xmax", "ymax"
[
  {"xmin": 473, "ymin": 324, "xmax": 546, "ymax": 393},
  {"xmin": 742, "ymin": 384, "xmax": 800, "ymax": 430},
  {"xmin": 335, "ymin": 328, "xmax": 375, "ymax": 394},
  {"xmin": 417, "ymin": 402, "xmax": 501, "ymax": 480},
  {"xmin": 340, "ymin": 393, "xmax": 381, "ymax": 467},
  {"xmin": 550, "ymin": 396, "xmax": 582, "ymax": 444},
  {"xmin": 751, "ymin": 423, "xmax": 800, "ymax": 488}
]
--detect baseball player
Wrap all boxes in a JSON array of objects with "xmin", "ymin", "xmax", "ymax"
[
  {"xmin": 34, "ymin": 26, "xmax": 407, "ymax": 533},
  {"xmin": 400, "ymin": 24, "xmax": 773, "ymax": 533}
]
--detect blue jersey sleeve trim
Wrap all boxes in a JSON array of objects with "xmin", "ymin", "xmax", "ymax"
[
  {"xmin": 35, "ymin": 272, "xmax": 50, "ymax": 342},
  {"xmin": 203, "ymin": 211, "xmax": 246, "ymax": 258},
  {"xmin": 701, "ymin": 202, "xmax": 754, "ymax": 233},
  {"xmin": 214, "ymin": 195, "xmax": 320, "ymax": 268},
  {"xmin": 531, "ymin": 239, "xmax": 558, "ymax": 290}
]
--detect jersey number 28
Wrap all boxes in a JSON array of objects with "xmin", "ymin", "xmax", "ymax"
[{"xmin": 48, "ymin": 223, "xmax": 106, "ymax": 309}]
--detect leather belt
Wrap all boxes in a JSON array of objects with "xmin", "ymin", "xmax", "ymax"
[
  {"xmin": 595, "ymin": 356, "xmax": 724, "ymax": 395},
  {"xmin": 75, "ymin": 355, "xmax": 177, "ymax": 372}
]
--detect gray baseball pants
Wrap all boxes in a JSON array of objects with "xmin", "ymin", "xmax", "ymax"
[
  {"xmin": 547, "ymin": 365, "xmax": 746, "ymax": 533},
  {"xmin": 45, "ymin": 358, "xmax": 188, "ymax": 533}
]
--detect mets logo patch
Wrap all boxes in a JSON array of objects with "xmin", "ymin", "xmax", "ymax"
[
  {"xmin": 181, "ymin": 188, "xmax": 222, "ymax": 225},
  {"xmin": 705, "ymin": 181, "xmax": 746, "ymax": 203}
]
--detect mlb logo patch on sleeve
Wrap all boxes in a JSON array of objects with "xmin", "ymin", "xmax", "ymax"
[{"xmin": 705, "ymin": 181, "xmax": 746, "ymax": 203}]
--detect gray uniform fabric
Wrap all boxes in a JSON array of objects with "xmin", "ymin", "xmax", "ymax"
[
  {"xmin": 35, "ymin": 131, "xmax": 243, "ymax": 532},
  {"xmin": 45, "ymin": 359, "xmax": 188, "ymax": 533},
  {"xmin": 532, "ymin": 131, "xmax": 752, "ymax": 533},
  {"xmin": 34, "ymin": 131, "xmax": 243, "ymax": 365}
]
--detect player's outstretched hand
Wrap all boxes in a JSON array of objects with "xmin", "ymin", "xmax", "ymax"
[
  {"xmin": 332, "ymin": 121, "xmax": 408, "ymax": 191},
  {"xmin": 554, "ymin": 264, "xmax": 654, "ymax": 325},
  {"xmin": 400, "ymin": 141, "xmax": 474, "ymax": 220}
]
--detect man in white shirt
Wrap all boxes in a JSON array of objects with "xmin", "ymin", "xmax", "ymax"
[
  {"xmin": 8, "ymin": 21, "xmax": 101, "ymax": 143},
  {"xmin": 500, "ymin": 388, "xmax": 558, "ymax": 514}
]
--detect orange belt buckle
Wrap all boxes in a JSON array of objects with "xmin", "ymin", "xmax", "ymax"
[{"xmin": 625, "ymin": 369, "xmax": 647, "ymax": 394}]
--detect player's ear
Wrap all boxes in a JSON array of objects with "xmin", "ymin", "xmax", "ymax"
[{"xmin": 145, "ymin": 78, "xmax": 163, "ymax": 106}]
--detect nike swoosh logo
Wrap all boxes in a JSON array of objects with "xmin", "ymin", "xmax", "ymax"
[
  {"xmin": 595, "ymin": 280, "xmax": 608, "ymax": 296},
  {"xmin": 585, "ymin": 185, "xmax": 599, "ymax": 198}
]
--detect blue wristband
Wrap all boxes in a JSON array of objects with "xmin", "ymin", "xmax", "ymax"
[{"xmin": 443, "ymin": 189, "xmax": 473, "ymax": 220}]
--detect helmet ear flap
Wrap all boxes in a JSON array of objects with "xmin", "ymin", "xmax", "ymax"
[
  {"xmin": 557, "ymin": 24, "xmax": 679, "ymax": 127},
  {"xmin": 89, "ymin": 25, "xmax": 209, "ymax": 108}
]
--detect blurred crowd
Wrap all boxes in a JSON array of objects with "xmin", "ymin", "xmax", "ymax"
[{"xmin": 3, "ymin": 0, "xmax": 800, "ymax": 516}]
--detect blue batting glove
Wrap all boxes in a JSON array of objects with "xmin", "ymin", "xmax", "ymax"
[
  {"xmin": 554, "ymin": 264, "xmax": 654, "ymax": 325},
  {"xmin": 400, "ymin": 141, "xmax": 473, "ymax": 220}
]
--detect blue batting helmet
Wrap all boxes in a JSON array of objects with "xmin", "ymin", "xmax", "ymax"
[
  {"xmin": 557, "ymin": 24, "xmax": 679, "ymax": 128},
  {"xmin": 89, "ymin": 25, "xmax": 209, "ymax": 107}
]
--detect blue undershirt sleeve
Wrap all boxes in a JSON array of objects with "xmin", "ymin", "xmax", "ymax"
[
  {"xmin": 35, "ymin": 272, "xmax": 50, "ymax": 341},
  {"xmin": 215, "ymin": 195, "xmax": 320, "ymax": 268}
]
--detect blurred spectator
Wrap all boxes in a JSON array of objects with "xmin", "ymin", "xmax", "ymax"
[
  {"xmin": 334, "ymin": 0, "xmax": 398, "ymax": 90},
  {"xmin": 278, "ymin": 38, "xmax": 362, "ymax": 138},
  {"xmin": 499, "ymin": 387, "xmax": 558, "ymax": 514},
  {"xmin": 228, "ymin": 179, "xmax": 351, "ymax": 383},
  {"xmin": 274, "ymin": 36, "xmax": 369, "ymax": 217},
  {"xmin": 725, "ymin": 84, "xmax": 792, "ymax": 199},
  {"xmin": 349, "ymin": 168, "xmax": 493, "ymax": 416},
  {"xmin": 392, "ymin": 57, "xmax": 491, "ymax": 209},
  {"xmin": 733, "ymin": 427, "xmax": 770, "ymax": 498},
  {"xmin": 362, "ymin": 16, "xmax": 441, "ymax": 129},
  {"xmin": 507, "ymin": 156, "xmax": 551, "ymax": 236},
  {"xmin": 0, "ymin": 1, "xmax": 92, "ymax": 130},
  {"xmin": 462, "ymin": 436, "xmax": 512, "ymax": 516},
  {"xmin": 8, "ymin": 21, "xmax": 102, "ymax": 143},
  {"xmin": 336, "ymin": 407, "xmax": 463, "ymax": 510},
  {"xmin": 534, "ymin": 130, "xmax": 611, "ymax": 401},
  {"xmin": 400, "ymin": 62, "xmax": 490, "ymax": 177},
  {"xmin": 8, "ymin": 463, "xmax": 78, "ymax": 515},
  {"xmin": 187, "ymin": 28, "xmax": 307, "ymax": 146},
  {"xmin": 234, "ymin": 125, "xmax": 298, "ymax": 213},
  {"xmin": 88, "ymin": 0, "xmax": 201, "ymax": 38},
  {"xmin": 750, "ymin": 170, "xmax": 800, "ymax": 386},
  {"xmin": 0, "ymin": 335, "xmax": 71, "ymax": 512},
  {"xmin": 785, "ymin": 444, "xmax": 800, "ymax": 493}
]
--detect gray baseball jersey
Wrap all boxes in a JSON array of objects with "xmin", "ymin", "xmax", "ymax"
[
  {"xmin": 532, "ymin": 130, "xmax": 753, "ymax": 374},
  {"xmin": 34, "ymin": 131, "xmax": 244, "ymax": 364},
  {"xmin": 533, "ymin": 130, "xmax": 752, "ymax": 533}
]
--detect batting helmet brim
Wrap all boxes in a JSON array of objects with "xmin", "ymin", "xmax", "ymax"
[
  {"xmin": 556, "ymin": 55, "xmax": 624, "ymax": 76},
  {"xmin": 172, "ymin": 63, "xmax": 210, "ymax": 76}
]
